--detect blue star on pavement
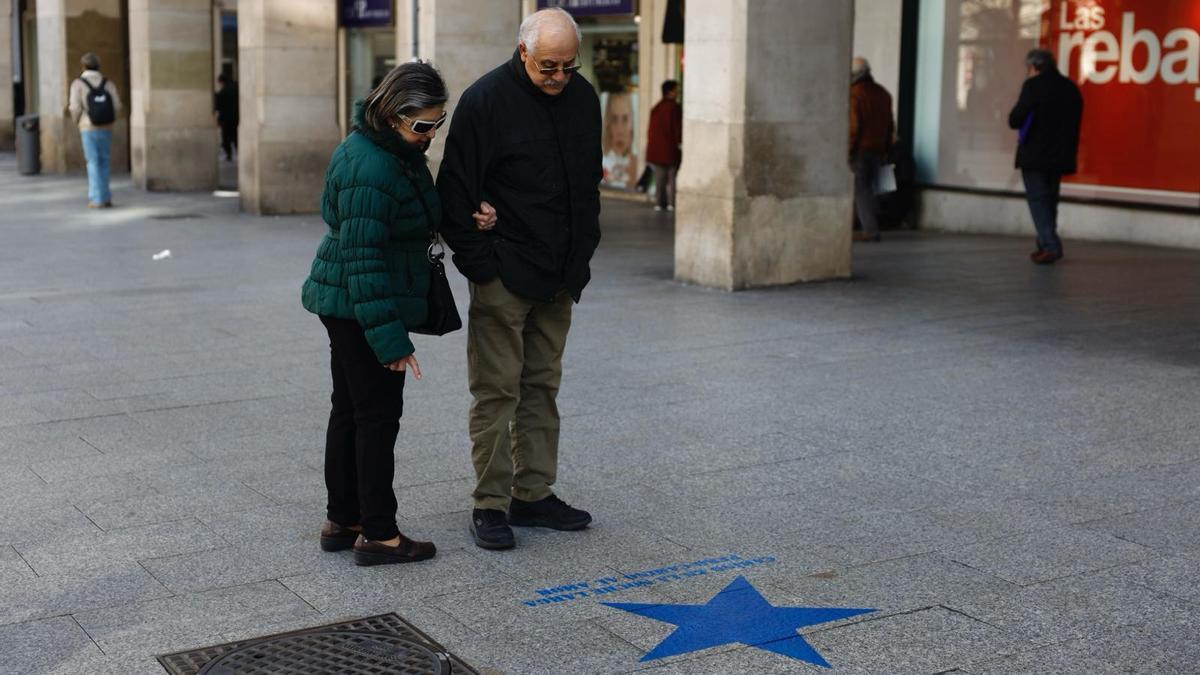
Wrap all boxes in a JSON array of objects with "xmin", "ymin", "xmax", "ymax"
[{"xmin": 602, "ymin": 576, "xmax": 873, "ymax": 668}]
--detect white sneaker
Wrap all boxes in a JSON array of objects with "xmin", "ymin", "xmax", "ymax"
[
  {"xmin": 666, "ymin": 205, "xmax": 675, "ymax": 212},
  {"xmin": 654, "ymin": 205, "xmax": 665, "ymax": 212}
]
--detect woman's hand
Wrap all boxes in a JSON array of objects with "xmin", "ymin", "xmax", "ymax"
[
  {"xmin": 472, "ymin": 201, "xmax": 497, "ymax": 231},
  {"xmin": 385, "ymin": 354, "xmax": 422, "ymax": 380}
]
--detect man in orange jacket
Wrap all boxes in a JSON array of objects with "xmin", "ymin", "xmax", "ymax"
[{"xmin": 849, "ymin": 57, "xmax": 894, "ymax": 243}]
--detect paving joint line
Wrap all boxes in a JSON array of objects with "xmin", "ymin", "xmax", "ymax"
[
  {"xmin": 70, "ymin": 614, "xmax": 107, "ymax": 655},
  {"xmin": 78, "ymin": 436, "xmax": 107, "ymax": 455},
  {"xmin": 11, "ymin": 545, "xmax": 40, "ymax": 578}
]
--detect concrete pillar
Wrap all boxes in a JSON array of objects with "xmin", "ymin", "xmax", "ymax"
[
  {"xmin": 416, "ymin": 0, "xmax": 521, "ymax": 172},
  {"xmin": 675, "ymin": 0, "xmax": 854, "ymax": 290},
  {"xmin": 1, "ymin": 1, "xmax": 13, "ymax": 150},
  {"xmin": 237, "ymin": 0, "xmax": 339, "ymax": 214},
  {"xmin": 128, "ymin": 0, "xmax": 216, "ymax": 191},
  {"xmin": 35, "ymin": 0, "xmax": 128, "ymax": 174}
]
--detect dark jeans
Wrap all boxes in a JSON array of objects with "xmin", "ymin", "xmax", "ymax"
[
  {"xmin": 1021, "ymin": 170, "xmax": 1063, "ymax": 255},
  {"xmin": 851, "ymin": 152, "xmax": 883, "ymax": 236},
  {"xmin": 220, "ymin": 123, "xmax": 237, "ymax": 160},
  {"xmin": 650, "ymin": 163, "xmax": 677, "ymax": 209},
  {"xmin": 320, "ymin": 315, "xmax": 404, "ymax": 541}
]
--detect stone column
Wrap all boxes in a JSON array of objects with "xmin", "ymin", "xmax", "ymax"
[
  {"xmin": 675, "ymin": 0, "xmax": 854, "ymax": 290},
  {"xmin": 35, "ymin": 0, "xmax": 128, "ymax": 174},
  {"xmin": 416, "ymin": 0, "xmax": 521, "ymax": 172},
  {"xmin": 237, "ymin": 0, "xmax": 339, "ymax": 214},
  {"xmin": 1, "ymin": 1, "xmax": 13, "ymax": 150},
  {"xmin": 128, "ymin": 0, "xmax": 216, "ymax": 191}
]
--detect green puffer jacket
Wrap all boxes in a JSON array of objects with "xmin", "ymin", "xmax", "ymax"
[{"xmin": 301, "ymin": 102, "xmax": 441, "ymax": 364}]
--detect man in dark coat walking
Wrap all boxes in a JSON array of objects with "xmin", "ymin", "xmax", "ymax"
[
  {"xmin": 213, "ymin": 73, "xmax": 238, "ymax": 162},
  {"xmin": 437, "ymin": 8, "xmax": 602, "ymax": 551},
  {"xmin": 1008, "ymin": 49, "xmax": 1083, "ymax": 265}
]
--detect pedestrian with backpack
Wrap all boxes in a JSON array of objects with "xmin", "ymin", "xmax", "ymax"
[{"xmin": 68, "ymin": 52, "xmax": 122, "ymax": 208}]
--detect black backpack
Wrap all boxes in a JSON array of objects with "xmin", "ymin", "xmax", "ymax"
[{"xmin": 80, "ymin": 77, "xmax": 115, "ymax": 125}]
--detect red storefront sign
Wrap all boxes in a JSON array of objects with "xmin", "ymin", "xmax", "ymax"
[{"xmin": 1040, "ymin": 0, "xmax": 1200, "ymax": 198}]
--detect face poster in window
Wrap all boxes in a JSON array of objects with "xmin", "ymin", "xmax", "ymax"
[{"xmin": 600, "ymin": 90, "xmax": 638, "ymax": 189}]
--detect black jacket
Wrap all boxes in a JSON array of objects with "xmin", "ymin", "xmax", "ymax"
[
  {"xmin": 1008, "ymin": 69, "xmax": 1083, "ymax": 175},
  {"xmin": 437, "ymin": 50, "xmax": 603, "ymax": 303},
  {"xmin": 214, "ymin": 83, "xmax": 238, "ymax": 126}
]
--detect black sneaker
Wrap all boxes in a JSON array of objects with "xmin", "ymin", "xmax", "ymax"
[
  {"xmin": 508, "ymin": 494, "xmax": 592, "ymax": 531},
  {"xmin": 470, "ymin": 508, "xmax": 515, "ymax": 550}
]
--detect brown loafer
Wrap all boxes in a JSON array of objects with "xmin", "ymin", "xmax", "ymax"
[
  {"xmin": 1032, "ymin": 250, "xmax": 1063, "ymax": 265},
  {"xmin": 319, "ymin": 520, "xmax": 361, "ymax": 552},
  {"xmin": 353, "ymin": 534, "xmax": 436, "ymax": 566}
]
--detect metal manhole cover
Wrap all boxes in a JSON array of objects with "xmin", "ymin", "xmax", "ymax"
[
  {"xmin": 157, "ymin": 613, "xmax": 478, "ymax": 675},
  {"xmin": 197, "ymin": 631, "xmax": 450, "ymax": 675}
]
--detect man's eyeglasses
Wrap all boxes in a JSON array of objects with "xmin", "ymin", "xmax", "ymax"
[
  {"xmin": 399, "ymin": 111, "xmax": 447, "ymax": 134},
  {"xmin": 535, "ymin": 58, "xmax": 582, "ymax": 76}
]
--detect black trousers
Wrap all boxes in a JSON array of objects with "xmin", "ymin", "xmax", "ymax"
[
  {"xmin": 220, "ymin": 122, "xmax": 237, "ymax": 159},
  {"xmin": 320, "ymin": 316, "xmax": 404, "ymax": 541}
]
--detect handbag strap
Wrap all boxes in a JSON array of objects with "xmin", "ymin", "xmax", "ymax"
[
  {"xmin": 399, "ymin": 163, "xmax": 437, "ymax": 235},
  {"xmin": 399, "ymin": 163, "xmax": 444, "ymax": 262}
]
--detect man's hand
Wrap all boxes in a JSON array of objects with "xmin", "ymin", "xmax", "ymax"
[
  {"xmin": 472, "ymin": 201, "xmax": 497, "ymax": 231},
  {"xmin": 385, "ymin": 354, "xmax": 422, "ymax": 379}
]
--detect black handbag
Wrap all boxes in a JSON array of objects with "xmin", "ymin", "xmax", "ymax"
[{"xmin": 401, "ymin": 167, "xmax": 462, "ymax": 336}]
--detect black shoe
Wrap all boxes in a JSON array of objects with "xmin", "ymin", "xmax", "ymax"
[
  {"xmin": 508, "ymin": 494, "xmax": 592, "ymax": 531},
  {"xmin": 470, "ymin": 509, "xmax": 515, "ymax": 550}
]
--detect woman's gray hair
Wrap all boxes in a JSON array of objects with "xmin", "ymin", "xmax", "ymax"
[
  {"xmin": 362, "ymin": 61, "xmax": 448, "ymax": 132},
  {"xmin": 518, "ymin": 8, "xmax": 581, "ymax": 55}
]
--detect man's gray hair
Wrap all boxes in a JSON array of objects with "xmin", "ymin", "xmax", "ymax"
[
  {"xmin": 518, "ymin": 8, "xmax": 581, "ymax": 55},
  {"xmin": 851, "ymin": 57, "xmax": 870, "ymax": 79},
  {"xmin": 1025, "ymin": 49, "xmax": 1056, "ymax": 72}
]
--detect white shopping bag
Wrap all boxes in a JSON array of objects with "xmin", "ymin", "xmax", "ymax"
[{"xmin": 876, "ymin": 163, "xmax": 897, "ymax": 194}]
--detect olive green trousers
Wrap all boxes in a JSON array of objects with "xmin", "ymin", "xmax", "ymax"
[{"xmin": 466, "ymin": 278, "xmax": 573, "ymax": 511}]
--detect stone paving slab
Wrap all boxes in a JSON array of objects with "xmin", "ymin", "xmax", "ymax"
[
  {"xmin": 0, "ymin": 562, "xmax": 172, "ymax": 626},
  {"xmin": 71, "ymin": 580, "xmax": 320, "ymax": 658},
  {"xmin": 944, "ymin": 524, "xmax": 1152, "ymax": 587},
  {"xmin": 2, "ymin": 158, "xmax": 1200, "ymax": 672},
  {"xmin": 14, "ymin": 519, "xmax": 226, "ymax": 576}
]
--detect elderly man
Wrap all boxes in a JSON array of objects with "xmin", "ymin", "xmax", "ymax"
[
  {"xmin": 849, "ymin": 57, "xmax": 894, "ymax": 243},
  {"xmin": 1008, "ymin": 49, "xmax": 1082, "ymax": 265},
  {"xmin": 437, "ymin": 8, "xmax": 602, "ymax": 551}
]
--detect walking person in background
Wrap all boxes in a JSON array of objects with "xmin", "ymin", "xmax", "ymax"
[
  {"xmin": 645, "ymin": 80, "xmax": 682, "ymax": 212},
  {"xmin": 213, "ymin": 73, "xmax": 239, "ymax": 162},
  {"xmin": 849, "ymin": 57, "xmax": 894, "ymax": 243},
  {"xmin": 68, "ymin": 53, "xmax": 121, "ymax": 209},
  {"xmin": 301, "ymin": 62, "xmax": 489, "ymax": 567},
  {"xmin": 438, "ymin": 8, "xmax": 602, "ymax": 551},
  {"xmin": 1008, "ymin": 49, "xmax": 1083, "ymax": 266}
]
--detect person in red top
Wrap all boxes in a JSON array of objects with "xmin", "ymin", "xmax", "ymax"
[{"xmin": 645, "ymin": 80, "xmax": 683, "ymax": 211}]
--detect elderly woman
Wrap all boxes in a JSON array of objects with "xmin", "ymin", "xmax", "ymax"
[{"xmin": 301, "ymin": 62, "xmax": 493, "ymax": 566}]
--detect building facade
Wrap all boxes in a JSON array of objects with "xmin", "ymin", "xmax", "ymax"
[
  {"xmin": 5, "ymin": 1, "xmax": 1194, "ymax": 290},
  {"xmin": 878, "ymin": 0, "xmax": 1200, "ymax": 247}
]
